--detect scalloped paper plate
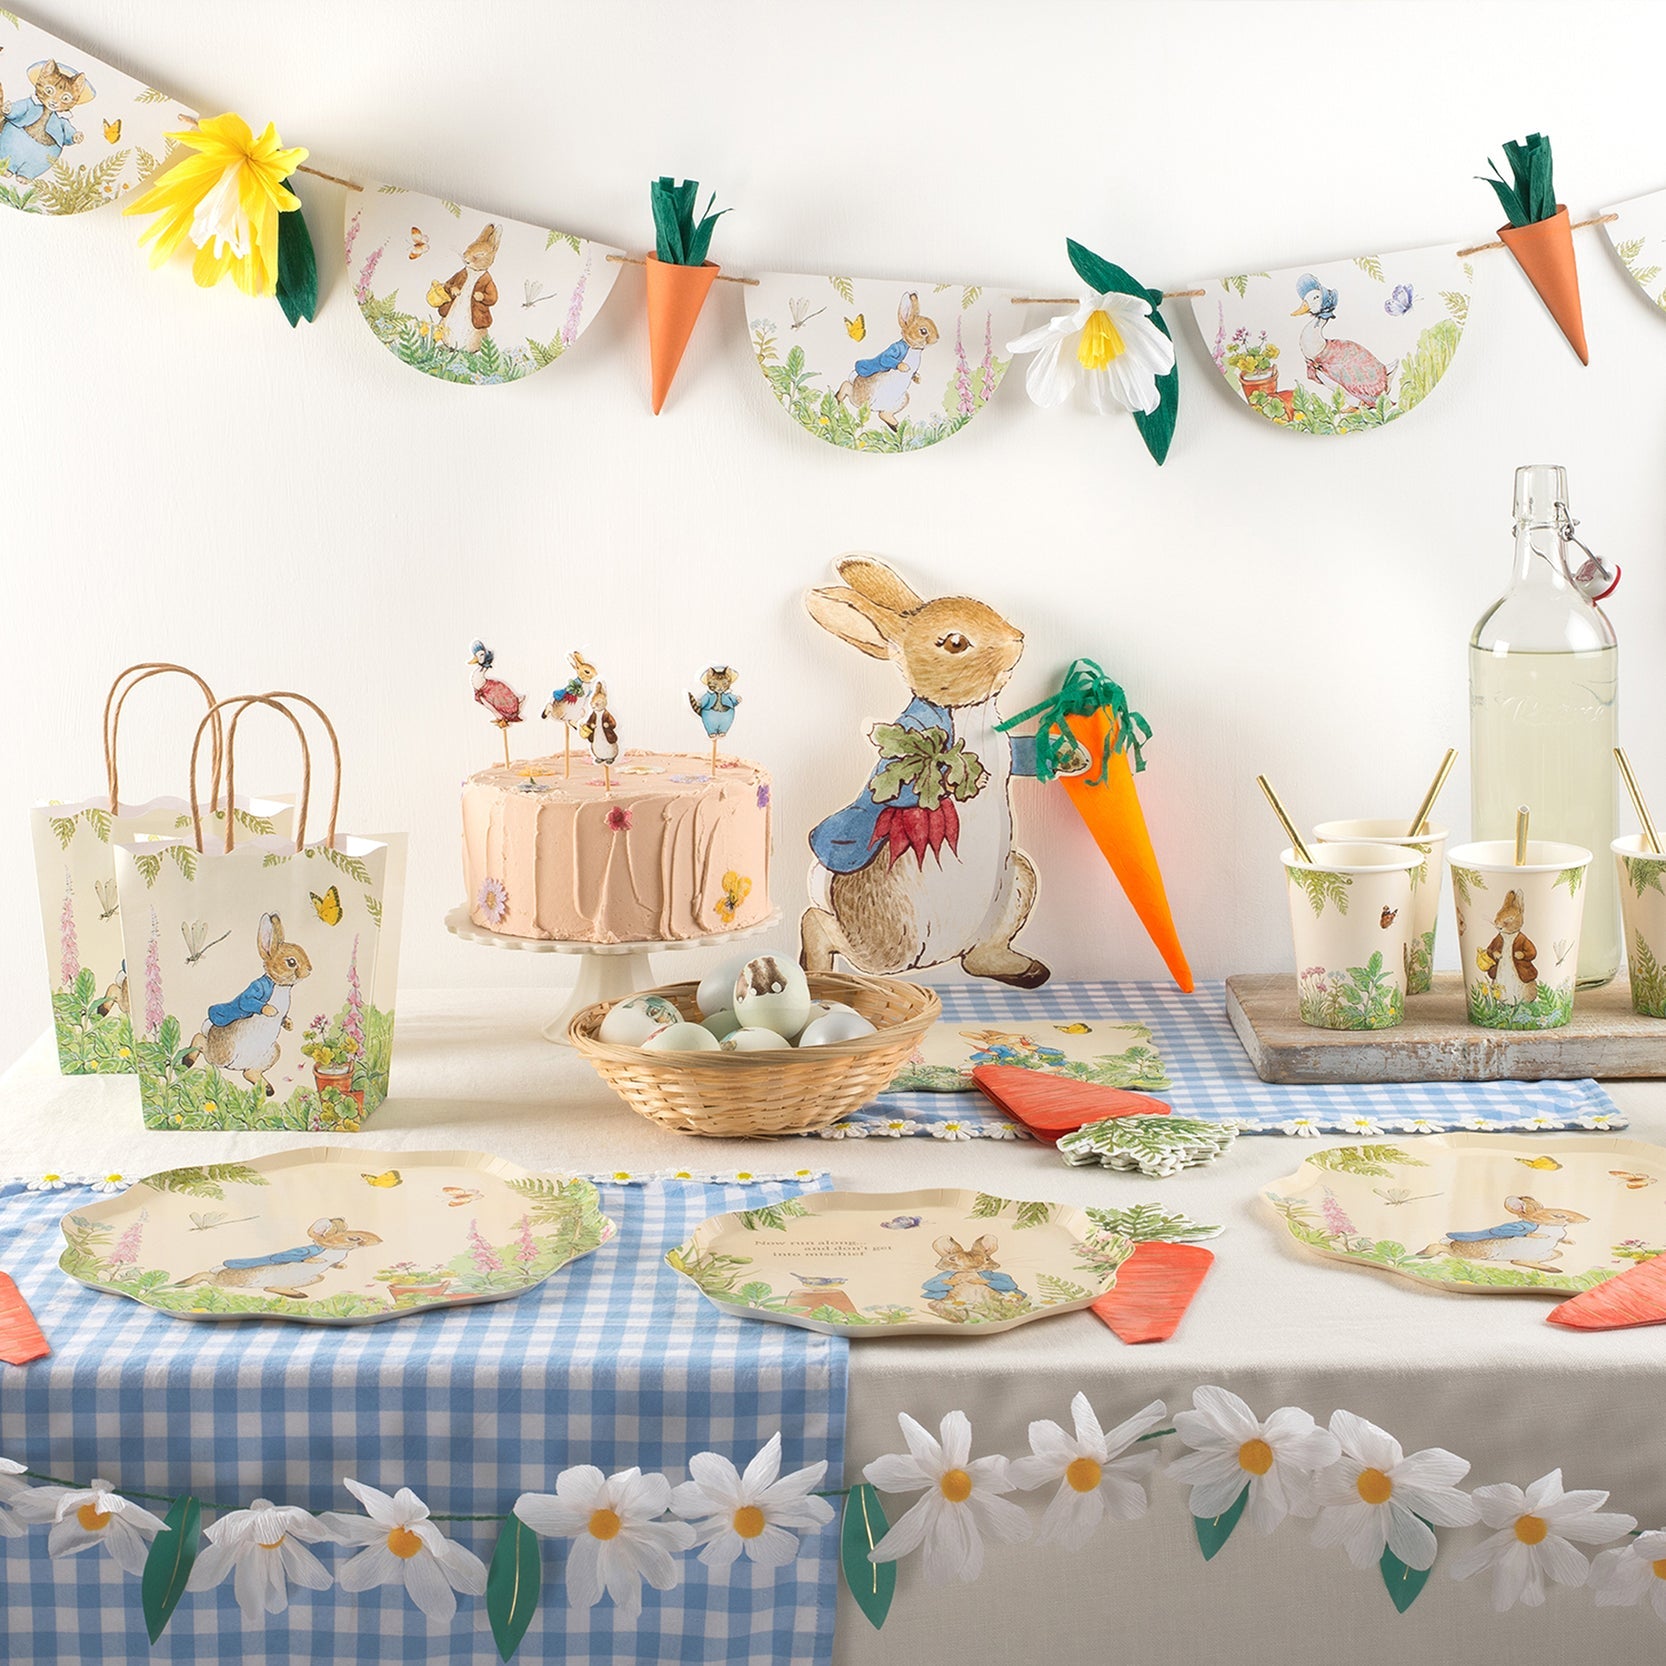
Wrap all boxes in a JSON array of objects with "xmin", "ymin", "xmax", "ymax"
[
  {"xmin": 668, "ymin": 1188, "xmax": 1131, "ymax": 1337},
  {"xmin": 1263, "ymin": 1135, "xmax": 1666, "ymax": 1296},
  {"xmin": 59, "ymin": 1147, "xmax": 615, "ymax": 1324}
]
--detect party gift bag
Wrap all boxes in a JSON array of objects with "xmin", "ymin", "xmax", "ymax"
[
  {"xmin": 30, "ymin": 664, "xmax": 293, "ymax": 1075},
  {"xmin": 113, "ymin": 694, "xmax": 406, "ymax": 1132}
]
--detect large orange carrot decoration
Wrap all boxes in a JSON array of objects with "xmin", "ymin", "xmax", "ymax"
[{"xmin": 1000, "ymin": 658, "xmax": 1193, "ymax": 992}]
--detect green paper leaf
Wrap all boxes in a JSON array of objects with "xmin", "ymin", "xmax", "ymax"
[
  {"xmin": 142, "ymin": 1495, "xmax": 201, "ymax": 1644},
  {"xmin": 1192, "ymin": 1484, "xmax": 1249, "ymax": 1560},
  {"xmin": 1380, "ymin": 1523, "xmax": 1435, "ymax": 1612},
  {"xmin": 650, "ymin": 176, "xmax": 727, "ymax": 267},
  {"xmin": 841, "ymin": 1483, "xmax": 896, "ymax": 1630},
  {"xmin": 275, "ymin": 203, "xmax": 318, "ymax": 328},
  {"xmin": 487, "ymin": 1514, "xmax": 542, "ymax": 1661}
]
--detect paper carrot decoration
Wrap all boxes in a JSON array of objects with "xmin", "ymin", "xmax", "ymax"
[
  {"xmin": 1546, "ymin": 1253, "xmax": 1666, "ymax": 1331},
  {"xmin": 0, "ymin": 1271, "xmax": 50, "ymax": 1364},
  {"xmin": 646, "ymin": 177, "xmax": 727, "ymax": 413},
  {"xmin": 1091, "ymin": 1241, "xmax": 1213, "ymax": 1344},
  {"xmin": 1481, "ymin": 133, "xmax": 1588, "ymax": 365},
  {"xmin": 1000, "ymin": 659, "xmax": 1193, "ymax": 992},
  {"xmin": 971, "ymin": 1064, "xmax": 1169, "ymax": 1144}
]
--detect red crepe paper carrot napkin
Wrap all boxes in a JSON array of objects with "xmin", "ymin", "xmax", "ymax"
[
  {"xmin": 971, "ymin": 1064, "xmax": 1169, "ymax": 1144},
  {"xmin": 998, "ymin": 660, "xmax": 1193, "ymax": 991},
  {"xmin": 0, "ymin": 1272, "xmax": 49, "ymax": 1364},
  {"xmin": 1091, "ymin": 1241, "xmax": 1213, "ymax": 1344},
  {"xmin": 1547, "ymin": 1255, "xmax": 1666, "ymax": 1331}
]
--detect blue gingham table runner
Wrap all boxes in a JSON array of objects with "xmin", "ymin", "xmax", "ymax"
[
  {"xmin": 815, "ymin": 980, "xmax": 1624, "ymax": 1139},
  {"xmin": 0, "ymin": 1176, "xmax": 846, "ymax": 1666}
]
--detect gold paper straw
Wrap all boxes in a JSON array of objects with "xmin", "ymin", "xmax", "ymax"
[
  {"xmin": 1616, "ymin": 748, "xmax": 1661, "ymax": 855},
  {"xmin": 1256, "ymin": 775, "xmax": 1313, "ymax": 865},
  {"xmin": 1404, "ymin": 748, "xmax": 1458, "ymax": 839},
  {"xmin": 1514, "ymin": 805, "xmax": 1530, "ymax": 865}
]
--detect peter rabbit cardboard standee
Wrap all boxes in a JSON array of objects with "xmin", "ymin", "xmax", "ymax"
[
  {"xmin": 30, "ymin": 664, "xmax": 294, "ymax": 1076},
  {"xmin": 113, "ymin": 692, "xmax": 406, "ymax": 1133}
]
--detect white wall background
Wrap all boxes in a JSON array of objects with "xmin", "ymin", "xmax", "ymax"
[{"xmin": 2, "ymin": 0, "xmax": 1663, "ymax": 1072}]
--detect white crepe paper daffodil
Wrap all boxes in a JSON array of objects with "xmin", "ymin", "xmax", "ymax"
[
  {"xmin": 1589, "ymin": 1529, "xmax": 1666, "ymax": 1620},
  {"xmin": 1009, "ymin": 1394, "xmax": 1167, "ymax": 1550},
  {"xmin": 1310, "ymin": 1410, "xmax": 1478, "ymax": 1571},
  {"xmin": 514, "ymin": 1466, "xmax": 694, "ymax": 1619},
  {"xmin": 0, "ymin": 1456, "xmax": 28, "ymax": 1538},
  {"xmin": 669, "ymin": 1433, "xmax": 834, "ymax": 1570},
  {"xmin": 1006, "ymin": 291, "xmax": 1174, "ymax": 416},
  {"xmin": 1448, "ymin": 1469, "xmax": 1636, "ymax": 1610},
  {"xmin": 10, "ymin": 1475, "xmax": 166, "ymax": 1572},
  {"xmin": 186, "ymin": 1497, "xmax": 334, "ymax": 1624},
  {"xmin": 863, "ymin": 1410, "xmax": 1030, "ymax": 1583},
  {"xmin": 1167, "ymin": 1386, "xmax": 1341, "ymax": 1534},
  {"xmin": 320, "ymin": 1478, "xmax": 487, "ymax": 1623}
]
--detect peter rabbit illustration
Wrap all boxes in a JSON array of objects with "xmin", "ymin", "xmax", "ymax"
[
  {"xmin": 836, "ymin": 292, "xmax": 939, "ymax": 431},
  {"xmin": 93, "ymin": 961, "xmax": 129, "ymax": 1020},
  {"xmin": 802, "ymin": 555, "xmax": 1049, "ymax": 988},
  {"xmin": 1478, "ymin": 888, "xmax": 1538, "ymax": 1005},
  {"xmin": 1418, "ymin": 1194, "xmax": 1588, "ymax": 1272},
  {"xmin": 922, "ymin": 1234, "xmax": 1026, "ymax": 1323},
  {"xmin": 961, "ymin": 1027, "xmax": 1067, "ymax": 1069},
  {"xmin": 179, "ymin": 913, "xmax": 312, "ymax": 1098},
  {"xmin": 433, "ymin": 222, "xmax": 501, "ymax": 354},
  {"xmin": 581, "ymin": 683, "xmax": 619, "ymax": 766},
  {"xmin": 0, "ymin": 60, "xmax": 94, "ymax": 182},
  {"xmin": 172, "ymin": 1216, "xmax": 383, "ymax": 1301}
]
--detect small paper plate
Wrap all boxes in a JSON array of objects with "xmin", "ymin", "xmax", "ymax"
[
  {"xmin": 667, "ymin": 1188, "xmax": 1131, "ymax": 1337},
  {"xmin": 1263, "ymin": 1134, "xmax": 1666, "ymax": 1295},
  {"xmin": 59, "ymin": 1147, "xmax": 616, "ymax": 1325}
]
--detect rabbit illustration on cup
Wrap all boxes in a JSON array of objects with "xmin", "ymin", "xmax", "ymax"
[
  {"xmin": 836, "ymin": 292, "xmax": 940, "ymax": 431},
  {"xmin": 1478, "ymin": 888, "xmax": 1538, "ymax": 1006},
  {"xmin": 179, "ymin": 912, "xmax": 312, "ymax": 1098},
  {"xmin": 921, "ymin": 1234, "xmax": 1026, "ymax": 1322},
  {"xmin": 803, "ymin": 555, "xmax": 1049, "ymax": 988},
  {"xmin": 1417, "ymin": 1193, "xmax": 1588, "ymax": 1272},
  {"xmin": 172, "ymin": 1215, "xmax": 383, "ymax": 1301}
]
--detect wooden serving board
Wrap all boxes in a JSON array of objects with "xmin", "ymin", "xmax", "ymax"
[{"xmin": 1226, "ymin": 972, "xmax": 1666, "ymax": 1084}]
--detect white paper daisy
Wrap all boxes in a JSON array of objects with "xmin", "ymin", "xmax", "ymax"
[
  {"xmin": 1277, "ymin": 1118, "xmax": 1324, "ymax": 1139},
  {"xmin": 1337, "ymin": 1116, "xmax": 1384, "ymax": 1137},
  {"xmin": 817, "ymin": 1121, "xmax": 869, "ymax": 1140},
  {"xmin": 321, "ymin": 1479, "xmax": 486, "ymax": 1622},
  {"xmin": 1006, "ymin": 292, "xmax": 1175, "ymax": 415},
  {"xmin": 1168, "ymin": 1387, "xmax": 1340, "ymax": 1533},
  {"xmin": 24, "ymin": 1174, "xmax": 67, "ymax": 1191},
  {"xmin": 1009, "ymin": 1394, "xmax": 1167, "ymax": 1550},
  {"xmin": 187, "ymin": 1497, "xmax": 334, "ymax": 1623},
  {"xmin": 670, "ymin": 1434, "xmax": 834, "ymax": 1569},
  {"xmin": 928, "ymin": 1121, "xmax": 972, "ymax": 1142},
  {"xmin": 88, "ymin": 1173, "xmax": 128, "ymax": 1193},
  {"xmin": 11, "ymin": 1476, "xmax": 166, "ymax": 1573},
  {"xmin": 1589, "ymin": 1528, "xmax": 1666, "ymax": 1620}
]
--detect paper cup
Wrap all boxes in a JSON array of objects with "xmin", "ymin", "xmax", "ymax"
[
  {"xmin": 1614, "ymin": 835, "xmax": 1666, "ymax": 1019},
  {"xmin": 1448, "ymin": 840, "xmax": 1591, "ymax": 1031},
  {"xmin": 1314, "ymin": 819, "xmax": 1449, "ymax": 995},
  {"xmin": 1283, "ymin": 842, "xmax": 1419, "ymax": 1031}
]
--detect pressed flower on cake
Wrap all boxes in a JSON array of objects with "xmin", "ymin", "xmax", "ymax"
[
  {"xmin": 187, "ymin": 1497, "xmax": 334, "ymax": 1623},
  {"xmin": 605, "ymin": 806, "xmax": 633, "ymax": 833},
  {"xmin": 1006, "ymin": 292, "xmax": 1175, "ymax": 415},
  {"xmin": 1010, "ymin": 1394, "xmax": 1167, "ymax": 1550},
  {"xmin": 1168, "ymin": 1386, "xmax": 1340, "ymax": 1533},
  {"xmin": 12, "ymin": 1476, "xmax": 166, "ymax": 1573},
  {"xmin": 670, "ymin": 1433, "xmax": 834, "ymax": 1569},
  {"xmin": 1310, "ymin": 1410, "xmax": 1477, "ymax": 1571},
  {"xmin": 321, "ymin": 1479, "xmax": 486, "ymax": 1623},
  {"xmin": 1448, "ymin": 1468, "xmax": 1635, "ymax": 1610},
  {"xmin": 863, "ymin": 1410, "xmax": 1029, "ymax": 1582},
  {"xmin": 1589, "ymin": 1528, "xmax": 1666, "ymax": 1621},
  {"xmin": 474, "ymin": 876, "xmax": 510, "ymax": 926}
]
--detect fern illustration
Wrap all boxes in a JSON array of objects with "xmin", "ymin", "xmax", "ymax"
[
  {"xmin": 1451, "ymin": 866, "xmax": 1484, "ymax": 909},
  {"xmin": 1554, "ymin": 866, "xmax": 1585, "ymax": 897},
  {"xmin": 1288, "ymin": 866, "xmax": 1352, "ymax": 917},
  {"xmin": 545, "ymin": 230, "xmax": 581, "ymax": 254},
  {"xmin": 828, "ymin": 275, "xmax": 855, "ymax": 305},
  {"xmin": 1353, "ymin": 255, "xmax": 1386, "ymax": 281},
  {"xmin": 1307, "ymin": 1144, "xmax": 1426, "ymax": 1178},
  {"xmin": 1624, "ymin": 856, "xmax": 1666, "ymax": 899},
  {"xmin": 141, "ymin": 1163, "xmax": 270, "ymax": 1201},
  {"xmin": 1439, "ymin": 289, "xmax": 1470, "ymax": 326},
  {"xmin": 1629, "ymin": 930, "xmax": 1666, "ymax": 1018}
]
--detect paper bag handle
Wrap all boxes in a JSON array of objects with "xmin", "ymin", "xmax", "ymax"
[
  {"xmin": 229, "ymin": 692, "xmax": 341, "ymax": 853},
  {"xmin": 188, "ymin": 696, "xmax": 314, "ymax": 856},
  {"xmin": 103, "ymin": 663, "xmax": 224, "ymax": 815}
]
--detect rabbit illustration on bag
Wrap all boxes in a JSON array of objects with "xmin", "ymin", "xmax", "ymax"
[
  {"xmin": 172, "ymin": 1215, "xmax": 382, "ymax": 1301},
  {"xmin": 1417, "ymin": 1194, "xmax": 1589, "ymax": 1272},
  {"xmin": 179, "ymin": 912, "xmax": 312, "ymax": 1098},
  {"xmin": 802, "ymin": 556, "xmax": 1049, "ymax": 988},
  {"xmin": 836, "ymin": 292, "xmax": 939, "ymax": 431},
  {"xmin": 921, "ymin": 1234, "xmax": 1026, "ymax": 1322}
]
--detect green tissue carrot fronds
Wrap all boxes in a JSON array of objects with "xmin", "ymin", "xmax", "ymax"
[
  {"xmin": 650, "ymin": 177, "xmax": 728, "ymax": 266},
  {"xmin": 1481, "ymin": 132, "xmax": 1557, "ymax": 228}
]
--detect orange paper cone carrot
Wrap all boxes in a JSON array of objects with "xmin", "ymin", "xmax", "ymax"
[
  {"xmin": 1498, "ymin": 205, "xmax": 1588, "ymax": 365},
  {"xmin": 646, "ymin": 254, "xmax": 719, "ymax": 413}
]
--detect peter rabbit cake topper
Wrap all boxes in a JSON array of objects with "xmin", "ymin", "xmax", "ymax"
[{"xmin": 542, "ymin": 650, "xmax": 598, "ymax": 777}]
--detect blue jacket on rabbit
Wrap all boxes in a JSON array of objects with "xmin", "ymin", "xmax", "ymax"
[
  {"xmin": 207, "ymin": 975, "xmax": 274, "ymax": 1030},
  {"xmin": 1448, "ymin": 1219, "xmax": 1537, "ymax": 1241},
  {"xmin": 853, "ymin": 338, "xmax": 910, "ymax": 378},
  {"xmin": 222, "ymin": 1243, "xmax": 327, "ymax": 1270},
  {"xmin": 921, "ymin": 1269, "xmax": 1021, "ymax": 1300},
  {"xmin": 809, "ymin": 697, "xmax": 1036, "ymax": 875}
]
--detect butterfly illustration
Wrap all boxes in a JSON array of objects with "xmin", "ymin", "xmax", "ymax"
[
  {"xmin": 1384, "ymin": 283, "xmax": 1414, "ymax": 315},
  {"xmin": 362, "ymin": 1171, "xmax": 402, "ymax": 1189},
  {"xmin": 844, "ymin": 314, "xmax": 866, "ymax": 341},
  {"xmin": 94, "ymin": 878, "xmax": 120, "ymax": 921},
  {"xmin": 181, "ymin": 919, "xmax": 231, "ymax": 965},
  {"xmin": 443, "ymin": 1186, "xmax": 484, "ymax": 1207},
  {"xmin": 880, "ymin": 1215, "xmax": 922, "ymax": 1230},
  {"xmin": 1516, "ymin": 1156, "xmax": 1562, "ymax": 1172},
  {"xmin": 310, "ymin": 886, "xmax": 343, "ymax": 926},
  {"xmin": 788, "ymin": 296, "xmax": 826, "ymax": 330},
  {"xmin": 1611, "ymin": 1170, "xmax": 1657, "ymax": 1191},
  {"xmin": 408, "ymin": 226, "xmax": 428, "ymax": 260},
  {"xmin": 188, "ymin": 1210, "xmax": 257, "ymax": 1232},
  {"xmin": 1380, "ymin": 906, "xmax": 1398, "ymax": 928},
  {"xmin": 522, "ymin": 277, "xmax": 557, "ymax": 309},
  {"xmin": 103, "ymin": 117, "xmax": 121, "ymax": 143},
  {"xmin": 1053, "ymin": 1023, "xmax": 1092, "ymax": 1035}
]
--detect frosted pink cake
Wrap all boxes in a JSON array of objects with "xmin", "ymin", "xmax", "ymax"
[{"xmin": 462, "ymin": 750, "xmax": 772, "ymax": 943}]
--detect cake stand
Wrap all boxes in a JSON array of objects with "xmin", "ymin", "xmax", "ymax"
[{"xmin": 444, "ymin": 905, "xmax": 785, "ymax": 1045}]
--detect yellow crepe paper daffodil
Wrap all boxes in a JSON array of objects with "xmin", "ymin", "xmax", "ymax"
[{"xmin": 123, "ymin": 113, "xmax": 307, "ymax": 297}]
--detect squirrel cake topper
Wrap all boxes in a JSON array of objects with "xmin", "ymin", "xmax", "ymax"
[
  {"xmin": 689, "ymin": 665, "xmax": 740, "ymax": 777},
  {"xmin": 468, "ymin": 640, "xmax": 526, "ymax": 768}
]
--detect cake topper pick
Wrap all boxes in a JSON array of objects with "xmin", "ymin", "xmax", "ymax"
[
  {"xmin": 582, "ymin": 681, "xmax": 619, "ymax": 791},
  {"xmin": 468, "ymin": 640, "xmax": 525, "ymax": 767},
  {"xmin": 689, "ymin": 664, "xmax": 740, "ymax": 778},
  {"xmin": 541, "ymin": 649, "xmax": 598, "ymax": 777}
]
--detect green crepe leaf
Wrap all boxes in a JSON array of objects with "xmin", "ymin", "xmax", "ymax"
[
  {"xmin": 1380, "ymin": 1532, "xmax": 1434, "ymax": 1612},
  {"xmin": 1065, "ymin": 238, "xmax": 1179, "ymax": 466},
  {"xmin": 487, "ymin": 1514, "xmax": 542, "ymax": 1661},
  {"xmin": 1480, "ymin": 132, "xmax": 1556, "ymax": 227},
  {"xmin": 1192, "ymin": 1484, "xmax": 1249, "ymax": 1560},
  {"xmin": 275, "ymin": 203, "xmax": 318, "ymax": 327},
  {"xmin": 841, "ymin": 1483, "xmax": 895, "ymax": 1630},
  {"xmin": 650, "ymin": 176, "xmax": 728, "ymax": 267},
  {"xmin": 142, "ymin": 1495, "xmax": 201, "ymax": 1643}
]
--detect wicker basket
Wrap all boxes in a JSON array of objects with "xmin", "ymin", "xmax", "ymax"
[{"xmin": 568, "ymin": 972, "xmax": 940, "ymax": 1138}]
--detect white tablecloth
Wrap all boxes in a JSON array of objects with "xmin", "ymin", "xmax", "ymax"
[{"xmin": 3, "ymin": 988, "xmax": 1663, "ymax": 1662}]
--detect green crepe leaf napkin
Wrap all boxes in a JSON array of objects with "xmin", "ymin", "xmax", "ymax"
[
  {"xmin": 1192, "ymin": 1483, "xmax": 1249, "ymax": 1560},
  {"xmin": 1379, "ymin": 1523, "xmax": 1436, "ymax": 1612},
  {"xmin": 486, "ymin": 1513, "xmax": 542, "ymax": 1661},
  {"xmin": 841, "ymin": 1483, "xmax": 896, "ymax": 1630},
  {"xmin": 141, "ymin": 1495, "xmax": 201, "ymax": 1644},
  {"xmin": 1066, "ymin": 238, "xmax": 1178, "ymax": 466}
]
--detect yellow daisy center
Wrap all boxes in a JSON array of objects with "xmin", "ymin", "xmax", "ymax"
[
  {"xmin": 1514, "ymin": 1514, "xmax": 1549, "ymax": 1546},
  {"xmin": 1652, "ymin": 1558, "xmax": 1666, "ymax": 1581},
  {"xmin": 1356, "ymin": 1468, "xmax": 1394, "ymax": 1505},
  {"xmin": 587, "ymin": 1508, "xmax": 623, "ymax": 1540},
  {"xmin": 387, "ymin": 1526, "xmax": 424, "ymax": 1559},
  {"xmin": 1076, "ymin": 309, "xmax": 1127, "ymax": 371},
  {"xmin": 76, "ymin": 1504, "xmax": 111, "ymax": 1532},
  {"xmin": 1237, "ymin": 1439, "xmax": 1274, "ymax": 1476},
  {"xmin": 1065, "ymin": 1457, "xmax": 1103, "ymax": 1494},
  {"xmin": 939, "ymin": 1468, "xmax": 973, "ymax": 1503},
  {"xmin": 732, "ymin": 1505, "xmax": 767, "ymax": 1539}
]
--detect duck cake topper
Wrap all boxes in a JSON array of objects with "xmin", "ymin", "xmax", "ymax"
[
  {"xmin": 1187, "ymin": 243, "xmax": 1474, "ymax": 436},
  {"xmin": 801, "ymin": 554, "xmax": 1049, "ymax": 989},
  {"xmin": 541, "ymin": 650, "xmax": 597, "ymax": 777},
  {"xmin": 689, "ymin": 665, "xmax": 740, "ymax": 777},
  {"xmin": 582, "ymin": 682, "xmax": 619, "ymax": 790},
  {"xmin": 468, "ymin": 640, "xmax": 525, "ymax": 767}
]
